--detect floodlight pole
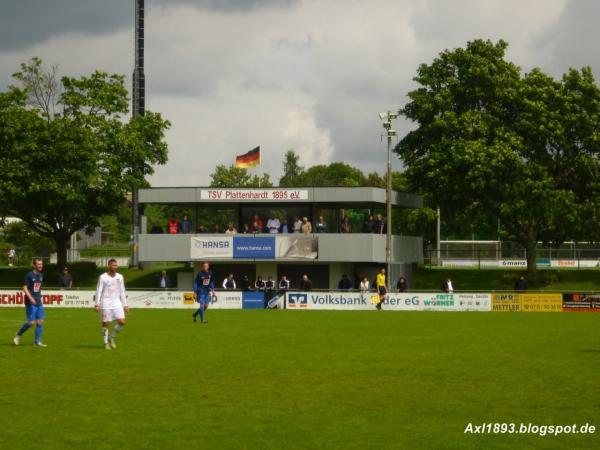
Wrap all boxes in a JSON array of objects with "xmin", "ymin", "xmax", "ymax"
[
  {"xmin": 386, "ymin": 120, "xmax": 393, "ymax": 280},
  {"xmin": 380, "ymin": 110, "xmax": 397, "ymax": 284},
  {"xmin": 131, "ymin": 0, "xmax": 145, "ymax": 268}
]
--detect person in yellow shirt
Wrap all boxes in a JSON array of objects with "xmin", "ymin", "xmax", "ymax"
[{"xmin": 375, "ymin": 267, "xmax": 387, "ymax": 310}]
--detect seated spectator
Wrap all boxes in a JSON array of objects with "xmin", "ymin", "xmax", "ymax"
[
  {"xmin": 252, "ymin": 215, "xmax": 264, "ymax": 233},
  {"xmin": 167, "ymin": 218, "xmax": 179, "ymax": 234},
  {"xmin": 59, "ymin": 267, "xmax": 73, "ymax": 289},
  {"xmin": 150, "ymin": 223, "xmax": 164, "ymax": 234},
  {"xmin": 514, "ymin": 275, "xmax": 527, "ymax": 292},
  {"xmin": 222, "ymin": 273, "xmax": 236, "ymax": 289},
  {"xmin": 255, "ymin": 276, "xmax": 265, "ymax": 291},
  {"xmin": 181, "ymin": 215, "xmax": 192, "ymax": 234},
  {"xmin": 280, "ymin": 219, "xmax": 290, "ymax": 233},
  {"xmin": 337, "ymin": 274, "xmax": 352, "ymax": 290},
  {"xmin": 363, "ymin": 215, "xmax": 375, "ymax": 233},
  {"xmin": 374, "ymin": 213, "xmax": 386, "ymax": 234},
  {"xmin": 240, "ymin": 275, "xmax": 252, "ymax": 291},
  {"xmin": 293, "ymin": 216, "xmax": 302, "ymax": 233},
  {"xmin": 278, "ymin": 275, "xmax": 290, "ymax": 290},
  {"xmin": 359, "ymin": 276, "xmax": 370, "ymax": 293},
  {"xmin": 315, "ymin": 215, "xmax": 327, "ymax": 233},
  {"xmin": 300, "ymin": 274, "xmax": 312, "ymax": 291},
  {"xmin": 157, "ymin": 270, "xmax": 171, "ymax": 289},
  {"xmin": 225, "ymin": 223, "xmax": 237, "ymax": 235},
  {"xmin": 340, "ymin": 217, "xmax": 352, "ymax": 233},
  {"xmin": 396, "ymin": 276, "xmax": 408, "ymax": 293},
  {"xmin": 301, "ymin": 217, "xmax": 312, "ymax": 235},
  {"xmin": 267, "ymin": 215, "xmax": 281, "ymax": 234},
  {"xmin": 196, "ymin": 224, "xmax": 206, "ymax": 233}
]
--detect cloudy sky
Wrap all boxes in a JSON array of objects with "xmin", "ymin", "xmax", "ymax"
[{"xmin": 1, "ymin": 0, "xmax": 598, "ymax": 186}]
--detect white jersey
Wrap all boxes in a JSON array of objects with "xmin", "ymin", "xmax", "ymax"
[{"xmin": 95, "ymin": 272, "xmax": 128, "ymax": 309}]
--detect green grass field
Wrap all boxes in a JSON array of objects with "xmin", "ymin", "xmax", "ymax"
[{"xmin": 1, "ymin": 309, "xmax": 598, "ymax": 449}]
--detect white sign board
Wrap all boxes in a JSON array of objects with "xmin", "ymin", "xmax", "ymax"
[
  {"xmin": 191, "ymin": 236, "xmax": 233, "ymax": 259},
  {"xmin": 286, "ymin": 292, "xmax": 491, "ymax": 311},
  {"xmin": 200, "ymin": 189, "xmax": 308, "ymax": 201}
]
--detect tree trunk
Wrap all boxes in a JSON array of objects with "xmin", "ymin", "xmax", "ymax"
[
  {"xmin": 525, "ymin": 241, "xmax": 537, "ymax": 277},
  {"xmin": 55, "ymin": 234, "xmax": 69, "ymax": 269}
]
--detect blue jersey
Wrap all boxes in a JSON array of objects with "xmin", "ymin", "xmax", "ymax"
[
  {"xmin": 194, "ymin": 270, "xmax": 214, "ymax": 295},
  {"xmin": 24, "ymin": 271, "xmax": 43, "ymax": 306}
]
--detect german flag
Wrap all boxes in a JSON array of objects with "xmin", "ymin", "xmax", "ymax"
[{"xmin": 235, "ymin": 146, "xmax": 260, "ymax": 169}]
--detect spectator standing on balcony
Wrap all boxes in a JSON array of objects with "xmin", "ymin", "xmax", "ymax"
[
  {"xmin": 181, "ymin": 215, "xmax": 192, "ymax": 234},
  {"xmin": 225, "ymin": 223, "xmax": 237, "ymax": 235},
  {"xmin": 340, "ymin": 217, "xmax": 352, "ymax": 233},
  {"xmin": 301, "ymin": 217, "xmax": 312, "ymax": 235},
  {"xmin": 300, "ymin": 274, "xmax": 312, "ymax": 291},
  {"xmin": 338, "ymin": 274, "xmax": 352, "ymax": 290},
  {"xmin": 374, "ymin": 213, "xmax": 386, "ymax": 234},
  {"xmin": 59, "ymin": 267, "xmax": 73, "ymax": 289},
  {"xmin": 167, "ymin": 218, "xmax": 179, "ymax": 235},
  {"xmin": 241, "ymin": 224, "xmax": 250, "ymax": 234},
  {"xmin": 396, "ymin": 276, "xmax": 408, "ymax": 293},
  {"xmin": 293, "ymin": 216, "xmax": 302, "ymax": 233},
  {"xmin": 255, "ymin": 276, "xmax": 265, "ymax": 291},
  {"xmin": 222, "ymin": 273, "xmax": 236, "ymax": 289},
  {"xmin": 267, "ymin": 215, "xmax": 281, "ymax": 234},
  {"xmin": 252, "ymin": 215, "xmax": 264, "ymax": 233},
  {"xmin": 280, "ymin": 219, "xmax": 290, "ymax": 233},
  {"xmin": 213, "ymin": 224, "xmax": 221, "ymax": 234},
  {"xmin": 196, "ymin": 224, "xmax": 206, "ymax": 233},
  {"xmin": 315, "ymin": 215, "xmax": 327, "ymax": 233},
  {"xmin": 157, "ymin": 270, "xmax": 171, "ymax": 289},
  {"xmin": 150, "ymin": 223, "xmax": 163, "ymax": 234},
  {"xmin": 363, "ymin": 215, "xmax": 375, "ymax": 233},
  {"xmin": 514, "ymin": 275, "xmax": 528, "ymax": 292}
]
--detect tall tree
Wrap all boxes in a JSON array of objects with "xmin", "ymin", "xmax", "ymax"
[
  {"xmin": 0, "ymin": 58, "xmax": 170, "ymax": 268},
  {"xmin": 397, "ymin": 40, "xmax": 600, "ymax": 275},
  {"xmin": 209, "ymin": 165, "xmax": 273, "ymax": 188},
  {"xmin": 296, "ymin": 162, "xmax": 368, "ymax": 187},
  {"xmin": 279, "ymin": 150, "xmax": 304, "ymax": 186}
]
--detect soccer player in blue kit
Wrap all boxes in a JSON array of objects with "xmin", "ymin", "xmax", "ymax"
[
  {"xmin": 193, "ymin": 261, "xmax": 214, "ymax": 324},
  {"xmin": 13, "ymin": 258, "xmax": 47, "ymax": 347}
]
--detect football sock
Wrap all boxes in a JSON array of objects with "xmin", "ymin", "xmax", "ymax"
[
  {"xmin": 111, "ymin": 323, "xmax": 122, "ymax": 338},
  {"xmin": 34, "ymin": 324, "xmax": 43, "ymax": 343},
  {"xmin": 103, "ymin": 328, "xmax": 109, "ymax": 344},
  {"xmin": 199, "ymin": 307, "xmax": 205, "ymax": 322},
  {"xmin": 16, "ymin": 322, "xmax": 31, "ymax": 336}
]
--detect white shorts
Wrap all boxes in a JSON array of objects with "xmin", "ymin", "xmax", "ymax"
[{"xmin": 100, "ymin": 307, "xmax": 125, "ymax": 323}]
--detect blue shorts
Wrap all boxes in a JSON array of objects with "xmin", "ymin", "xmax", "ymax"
[
  {"xmin": 198, "ymin": 293, "xmax": 210, "ymax": 305},
  {"xmin": 26, "ymin": 304, "xmax": 45, "ymax": 321}
]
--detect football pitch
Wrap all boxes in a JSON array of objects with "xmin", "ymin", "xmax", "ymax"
[{"xmin": 0, "ymin": 309, "xmax": 598, "ymax": 449}]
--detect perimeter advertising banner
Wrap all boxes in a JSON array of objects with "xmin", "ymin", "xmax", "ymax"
[
  {"xmin": 562, "ymin": 293, "xmax": 600, "ymax": 312},
  {"xmin": 285, "ymin": 292, "xmax": 491, "ymax": 311},
  {"xmin": 0, "ymin": 290, "xmax": 243, "ymax": 309},
  {"xmin": 191, "ymin": 236, "xmax": 318, "ymax": 260},
  {"xmin": 492, "ymin": 293, "xmax": 563, "ymax": 312}
]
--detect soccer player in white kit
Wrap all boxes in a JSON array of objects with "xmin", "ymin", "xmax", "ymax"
[{"xmin": 94, "ymin": 259, "xmax": 129, "ymax": 350}]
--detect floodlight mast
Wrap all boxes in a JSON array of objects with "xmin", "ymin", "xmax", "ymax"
[
  {"xmin": 131, "ymin": 0, "xmax": 145, "ymax": 268},
  {"xmin": 379, "ymin": 110, "xmax": 399, "ymax": 284}
]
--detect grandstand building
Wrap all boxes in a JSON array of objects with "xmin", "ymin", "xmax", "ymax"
[{"xmin": 137, "ymin": 187, "xmax": 423, "ymax": 289}]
